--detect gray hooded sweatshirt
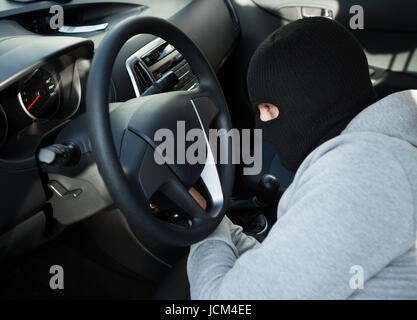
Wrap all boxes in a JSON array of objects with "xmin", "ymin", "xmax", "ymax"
[{"xmin": 187, "ymin": 90, "xmax": 417, "ymax": 299}]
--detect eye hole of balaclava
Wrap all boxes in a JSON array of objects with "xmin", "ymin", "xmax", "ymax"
[
  {"xmin": 258, "ymin": 103, "xmax": 279, "ymax": 122},
  {"xmin": 247, "ymin": 17, "xmax": 377, "ymax": 172}
]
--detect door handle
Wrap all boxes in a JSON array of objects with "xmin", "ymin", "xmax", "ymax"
[{"xmin": 301, "ymin": 7, "xmax": 333, "ymax": 19}]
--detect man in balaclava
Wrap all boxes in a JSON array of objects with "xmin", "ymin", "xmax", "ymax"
[
  {"xmin": 247, "ymin": 16, "xmax": 376, "ymax": 172},
  {"xmin": 187, "ymin": 17, "xmax": 417, "ymax": 299}
]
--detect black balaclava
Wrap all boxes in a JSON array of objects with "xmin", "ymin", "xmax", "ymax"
[{"xmin": 247, "ymin": 17, "xmax": 377, "ymax": 172}]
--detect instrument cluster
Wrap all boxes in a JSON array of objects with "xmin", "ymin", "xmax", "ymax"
[
  {"xmin": 0, "ymin": 57, "xmax": 85, "ymax": 152},
  {"xmin": 18, "ymin": 68, "xmax": 61, "ymax": 120}
]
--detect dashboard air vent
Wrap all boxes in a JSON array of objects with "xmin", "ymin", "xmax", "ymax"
[{"xmin": 133, "ymin": 62, "xmax": 153, "ymax": 93}]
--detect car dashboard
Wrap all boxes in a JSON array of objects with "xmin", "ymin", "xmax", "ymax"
[{"xmin": 0, "ymin": 0, "xmax": 239, "ymax": 249}]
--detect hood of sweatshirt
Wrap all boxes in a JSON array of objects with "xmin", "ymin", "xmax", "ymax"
[{"xmin": 343, "ymin": 90, "xmax": 417, "ymax": 147}]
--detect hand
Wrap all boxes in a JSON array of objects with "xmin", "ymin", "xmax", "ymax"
[{"xmin": 189, "ymin": 187, "xmax": 207, "ymax": 210}]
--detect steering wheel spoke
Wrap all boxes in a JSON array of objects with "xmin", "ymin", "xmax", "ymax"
[{"xmin": 187, "ymin": 90, "xmax": 220, "ymax": 133}]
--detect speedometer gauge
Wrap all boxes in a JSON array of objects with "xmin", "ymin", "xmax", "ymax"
[{"xmin": 18, "ymin": 69, "xmax": 61, "ymax": 120}]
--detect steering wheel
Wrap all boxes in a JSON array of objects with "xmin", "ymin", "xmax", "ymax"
[{"xmin": 86, "ymin": 16, "xmax": 235, "ymax": 246}]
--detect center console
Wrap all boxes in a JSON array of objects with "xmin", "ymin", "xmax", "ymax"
[{"xmin": 126, "ymin": 38, "xmax": 197, "ymax": 97}]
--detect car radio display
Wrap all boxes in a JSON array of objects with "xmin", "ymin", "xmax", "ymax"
[{"xmin": 141, "ymin": 42, "xmax": 175, "ymax": 67}]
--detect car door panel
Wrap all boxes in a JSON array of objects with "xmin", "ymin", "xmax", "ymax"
[
  {"xmin": 222, "ymin": 0, "xmax": 417, "ymax": 126},
  {"xmin": 249, "ymin": 0, "xmax": 417, "ymax": 98}
]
